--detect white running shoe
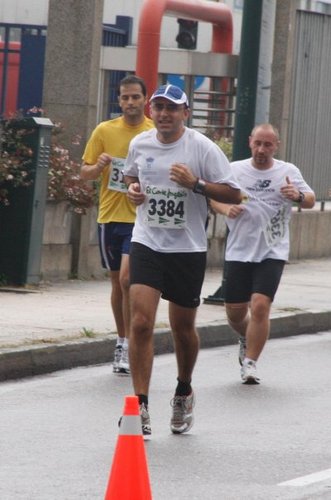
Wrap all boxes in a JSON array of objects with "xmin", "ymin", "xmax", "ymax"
[
  {"xmin": 118, "ymin": 346, "xmax": 130, "ymax": 376},
  {"xmin": 140, "ymin": 403, "xmax": 151, "ymax": 436},
  {"xmin": 170, "ymin": 391, "xmax": 195, "ymax": 434},
  {"xmin": 112, "ymin": 345, "xmax": 122, "ymax": 373},
  {"xmin": 241, "ymin": 360, "xmax": 260, "ymax": 384}
]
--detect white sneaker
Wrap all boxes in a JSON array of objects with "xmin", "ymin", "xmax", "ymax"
[
  {"xmin": 241, "ymin": 360, "xmax": 260, "ymax": 384},
  {"xmin": 112, "ymin": 345, "xmax": 122, "ymax": 373},
  {"xmin": 170, "ymin": 391, "xmax": 195, "ymax": 434},
  {"xmin": 140, "ymin": 403, "xmax": 151, "ymax": 436},
  {"xmin": 118, "ymin": 346, "xmax": 130, "ymax": 375}
]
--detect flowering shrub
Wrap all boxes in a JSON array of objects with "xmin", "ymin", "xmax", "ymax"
[
  {"xmin": 0, "ymin": 114, "xmax": 97, "ymax": 214},
  {"xmin": 48, "ymin": 123, "xmax": 97, "ymax": 214},
  {"xmin": 0, "ymin": 119, "xmax": 34, "ymax": 206}
]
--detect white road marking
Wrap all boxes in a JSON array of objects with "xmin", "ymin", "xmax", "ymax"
[{"xmin": 279, "ymin": 468, "xmax": 331, "ymax": 487}]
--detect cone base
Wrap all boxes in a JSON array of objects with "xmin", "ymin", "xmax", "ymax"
[{"xmin": 105, "ymin": 436, "xmax": 152, "ymax": 500}]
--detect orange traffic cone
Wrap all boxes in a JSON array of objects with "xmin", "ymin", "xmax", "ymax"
[{"xmin": 104, "ymin": 395, "xmax": 152, "ymax": 500}]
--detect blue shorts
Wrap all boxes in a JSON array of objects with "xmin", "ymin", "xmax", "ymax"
[
  {"xmin": 129, "ymin": 242, "xmax": 206, "ymax": 308},
  {"xmin": 98, "ymin": 222, "xmax": 134, "ymax": 271},
  {"xmin": 224, "ymin": 259, "xmax": 285, "ymax": 303}
]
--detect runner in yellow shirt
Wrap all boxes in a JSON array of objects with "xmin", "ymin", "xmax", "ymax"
[{"xmin": 81, "ymin": 75, "xmax": 154, "ymax": 375}]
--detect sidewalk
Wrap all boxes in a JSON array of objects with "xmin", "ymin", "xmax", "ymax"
[{"xmin": 1, "ymin": 258, "xmax": 331, "ymax": 381}]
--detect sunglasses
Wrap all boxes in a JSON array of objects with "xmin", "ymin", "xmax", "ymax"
[{"xmin": 151, "ymin": 102, "xmax": 186, "ymax": 112}]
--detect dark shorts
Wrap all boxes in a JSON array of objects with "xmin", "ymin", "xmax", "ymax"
[
  {"xmin": 224, "ymin": 259, "xmax": 285, "ymax": 303},
  {"xmin": 98, "ymin": 222, "xmax": 134, "ymax": 271},
  {"xmin": 129, "ymin": 242, "xmax": 206, "ymax": 308}
]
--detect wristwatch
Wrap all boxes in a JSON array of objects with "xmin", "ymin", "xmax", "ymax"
[
  {"xmin": 295, "ymin": 191, "xmax": 305, "ymax": 203},
  {"xmin": 193, "ymin": 178, "xmax": 206, "ymax": 195}
]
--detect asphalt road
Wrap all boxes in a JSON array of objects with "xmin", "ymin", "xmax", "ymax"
[{"xmin": 1, "ymin": 332, "xmax": 331, "ymax": 500}]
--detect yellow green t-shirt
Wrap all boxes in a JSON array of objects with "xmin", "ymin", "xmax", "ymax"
[{"xmin": 82, "ymin": 116, "xmax": 154, "ymax": 223}]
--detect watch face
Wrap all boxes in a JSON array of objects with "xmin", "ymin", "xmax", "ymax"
[
  {"xmin": 197, "ymin": 181, "xmax": 205, "ymax": 194},
  {"xmin": 193, "ymin": 179, "xmax": 206, "ymax": 195}
]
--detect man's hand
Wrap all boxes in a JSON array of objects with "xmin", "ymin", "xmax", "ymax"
[
  {"xmin": 81, "ymin": 153, "xmax": 112, "ymax": 180},
  {"xmin": 226, "ymin": 204, "xmax": 245, "ymax": 219},
  {"xmin": 96, "ymin": 153, "xmax": 112, "ymax": 173},
  {"xmin": 169, "ymin": 163, "xmax": 196, "ymax": 189},
  {"xmin": 127, "ymin": 182, "xmax": 146, "ymax": 206},
  {"xmin": 210, "ymin": 199, "xmax": 245, "ymax": 218},
  {"xmin": 280, "ymin": 176, "xmax": 301, "ymax": 201}
]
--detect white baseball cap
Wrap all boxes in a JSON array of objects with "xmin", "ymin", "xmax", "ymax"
[{"xmin": 150, "ymin": 84, "xmax": 189, "ymax": 107}]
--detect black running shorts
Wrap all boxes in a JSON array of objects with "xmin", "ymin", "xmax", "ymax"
[
  {"xmin": 224, "ymin": 258, "xmax": 285, "ymax": 303},
  {"xmin": 130, "ymin": 242, "xmax": 207, "ymax": 308}
]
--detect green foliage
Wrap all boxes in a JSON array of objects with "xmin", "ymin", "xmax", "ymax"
[
  {"xmin": 214, "ymin": 137, "xmax": 233, "ymax": 161},
  {"xmin": 80, "ymin": 327, "xmax": 96, "ymax": 338}
]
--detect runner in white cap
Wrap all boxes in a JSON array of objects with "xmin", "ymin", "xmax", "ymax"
[{"xmin": 123, "ymin": 84, "xmax": 241, "ymax": 436}]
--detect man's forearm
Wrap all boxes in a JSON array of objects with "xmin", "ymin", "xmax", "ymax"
[{"xmin": 80, "ymin": 162, "xmax": 104, "ymax": 181}]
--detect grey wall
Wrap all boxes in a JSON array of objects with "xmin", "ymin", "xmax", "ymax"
[
  {"xmin": 41, "ymin": 204, "xmax": 331, "ymax": 280},
  {"xmin": 42, "ymin": 0, "xmax": 104, "ymax": 278},
  {"xmin": 42, "ymin": 0, "xmax": 104, "ymax": 144}
]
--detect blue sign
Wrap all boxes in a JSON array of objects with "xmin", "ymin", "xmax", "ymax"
[{"xmin": 167, "ymin": 74, "xmax": 205, "ymax": 90}]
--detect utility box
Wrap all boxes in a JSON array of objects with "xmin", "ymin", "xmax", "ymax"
[{"xmin": 0, "ymin": 117, "xmax": 54, "ymax": 285}]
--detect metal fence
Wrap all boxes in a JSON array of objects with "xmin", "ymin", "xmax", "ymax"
[{"xmin": 287, "ymin": 10, "xmax": 331, "ymax": 202}]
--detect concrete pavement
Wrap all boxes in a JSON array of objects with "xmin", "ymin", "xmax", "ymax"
[{"xmin": 1, "ymin": 258, "xmax": 331, "ymax": 381}]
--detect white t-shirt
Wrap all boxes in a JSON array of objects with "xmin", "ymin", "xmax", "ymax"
[
  {"xmin": 225, "ymin": 158, "xmax": 314, "ymax": 262},
  {"xmin": 124, "ymin": 127, "xmax": 239, "ymax": 253}
]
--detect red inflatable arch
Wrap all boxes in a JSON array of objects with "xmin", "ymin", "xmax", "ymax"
[{"xmin": 136, "ymin": 0, "xmax": 233, "ymax": 100}]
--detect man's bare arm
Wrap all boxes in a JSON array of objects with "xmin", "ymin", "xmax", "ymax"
[{"xmin": 80, "ymin": 153, "xmax": 112, "ymax": 180}]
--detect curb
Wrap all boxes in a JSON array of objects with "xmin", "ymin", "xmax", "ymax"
[{"xmin": 1, "ymin": 311, "xmax": 331, "ymax": 382}]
